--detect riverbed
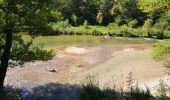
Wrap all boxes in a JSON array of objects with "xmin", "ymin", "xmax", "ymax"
[{"xmin": 4, "ymin": 37, "xmax": 169, "ymax": 99}]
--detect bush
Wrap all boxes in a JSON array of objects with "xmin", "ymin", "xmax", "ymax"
[
  {"xmin": 128, "ymin": 19, "xmax": 138, "ymax": 28},
  {"xmin": 132, "ymin": 28, "xmax": 144, "ymax": 37},
  {"xmin": 149, "ymin": 28, "xmax": 164, "ymax": 39},
  {"xmin": 154, "ymin": 21, "xmax": 170, "ymax": 30},
  {"xmin": 91, "ymin": 29, "xmax": 102, "ymax": 36},
  {"xmin": 0, "ymin": 35, "xmax": 55, "ymax": 66},
  {"xmin": 83, "ymin": 20, "xmax": 89, "ymax": 29},
  {"xmin": 163, "ymin": 31, "xmax": 170, "ymax": 38},
  {"xmin": 50, "ymin": 19, "xmax": 70, "ymax": 30},
  {"xmin": 71, "ymin": 13, "xmax": 78, "ymax": 26},
  {"xmin": 10, "ymin": 36, "xmax": 55, "ymax": 63},
  {"xmin": 114, "ymin": 16, "xmax": 125, "ymax": 25},
  {"xmin": 50, "ymin": 22, "xmax": 170, "ymax": 39},
  {"xmin": 108, "ymin": 23, "xmax": 119, "ymax": 29},
  {"xmin": 142, "ymin": 19, "xmax": 153, "ymax": 37},
  {"xmin": 152, "ymin": 40, "xmax": 170, "ymax": 60}
]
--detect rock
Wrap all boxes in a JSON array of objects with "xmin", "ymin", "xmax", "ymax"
[
  {"xmin": 49, "ymin": 69, "xmax": 57, "ymax": 73},
  {"xmin": 156, "ymin": 33, "xmax": 164, "ymax": 39},
  {"xmin": 8, "ymin": 60, "xmax": 23, "ymax": 68},
  {"xmin": 104, "ymin": 35, "xmax": 112, "ymax": 39},
  {"xmin": 64, "ymin": 47, "xmax": 87, "ymax": 54}
]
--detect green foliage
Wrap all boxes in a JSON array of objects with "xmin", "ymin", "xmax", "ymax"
[
  {"xmin": 0, "ymin": 35, "xmax": 55, "ymax": 63},
  {"xmin": 44, "ymin": 0, "xmax": 169, "ymax": 37},
  {"xmin": 128, "ymin": 19, "xmax": 138, "ymax": 28},
  {"xmin": 47, "ymin": 10, "xmax": 63, "ymax": 22},
  {"xmin": 11, "ymin": 36, "xmax": 54, "ymax": 63},
  {"xmin": 50, "ymin": 19, "xmax": 70, "ymax": 29},
  {"xmin": 97, "ymin": 17, "xmax": 103, "ymax": 25},
  {"xmin": 138, "ymin": 0, "xmax": 170, "ymax": 18},
  {"xmin": 50, "ymin": 24, "xmax": 170, "ymax": 39},
  {"xmin": 71, "ymin": 13, "xmax": 78, "ymax": 26},
  {"xmin": 114, "ymin": 16, "xmax": 124, "ymax": 25},
  {"xmin": 0, "ymin": 0, "xmax": 60, "ymax": 35},
  {"xmin": 159, "ymin": 10, "xmax": 170, "ymax": 22},
  {"xmin": 143, "ymin": 19, "xmax": 153, "ymax": 29},
  {"xmin": 154, "ymin": 21, "xmax": 170, "ymax": 31},
  {"xmin": 163, "ymin": 31, "xmax": 170, "ymax": 38},
  {"xmin": 142, "ymin": 19, "xmax": 153, "ymax": 37},
  {"xmin": 111, "ymin": 0, "xmax": 144, "ymax": 24},
  {"xmin": 91, "ymin": 29, "xmax": 103, "ymax": 36},
  {"xmin": 152, "ymin": 40, "xmax": 170, "ymax": 60},
  {"xmin": 83, "ymin": 20, "xmax": 89, "ymax": 29}
]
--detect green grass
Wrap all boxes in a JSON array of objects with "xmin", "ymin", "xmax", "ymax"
[{"xmin": 22, "ymin": 35, "xmax": 155, "ymax": 49}]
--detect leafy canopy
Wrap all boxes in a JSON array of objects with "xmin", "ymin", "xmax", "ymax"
[
  {"xmin": 138, "ymin": 0, "xmax": 170, "ymax": 17},
  {"xmin": 0, "ymin": 0, "xmax": 59, "ymax": 35}
]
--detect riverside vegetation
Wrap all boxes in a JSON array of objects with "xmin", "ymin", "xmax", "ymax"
[{"xmin": 0, "ymin": 0, "xmax": 170, "ymax": 100}]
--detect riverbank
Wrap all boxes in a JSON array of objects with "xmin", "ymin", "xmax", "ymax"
[{"xmin": 4, "ymin": 41, "xmax": 168, "ymax": 99}]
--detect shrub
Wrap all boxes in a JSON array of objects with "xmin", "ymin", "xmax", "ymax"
[
  {"xmin": 0, "ymin": 35, "xmax": 55, "ymax": 66},
  {"xmin": 163, "ymin": 31, "xmax": 170, "ymax": 38},
  {"xmin": 97, "ymin": 17, "xmax": 103, "ymax": 25},
  {"xmin": 71, "ymin": 13, "xmax": 78, "ymax": 26},
  {"xmin": 132, "ymin": 28, "xmax": 144, "ymax": 37},
  {"xmin": 143, "ymin": 19, "xmax": 153, "ymax": 28},
  {"xmin": 50, "ymin": 19, "xmax": 70, "ymax": 29},
  {"xmin": 108, "ymin": 23, "xmax": 119, "ymax": 30},
  {"xmin": 128, "ymin": 19, "xmax": 138, "ymax": 28},
  {"xmin": 91, "ymin": 29, "xmax": 102, "ymax": 36},
  {"xmin": 142, "ymin": 19, "xmax": 153, "ymax": 37},
  {"xmin": 150, "ymin": 28, "xmax": 164, "ymax": 39},
  {"xmin": 114, "ymin": 16, "xmax": 124, "ymax": 25},
  {"xmin": 152, "ymin": 40, "xmax": 170, "ymax": 60},
  {"xmin": 118, "ymin": 25, "xmax": 138, "ymax": 37},
  {"xmin": 83, "ymin": 20, "xmax": 89, "ymax": 29},
  {"xmin": 154, "ymin": 21, "xmax": 170, "ymax": 30},
  {"xmin": 119, "ymin": 25, "xmax": 129, "ymax": 37}
]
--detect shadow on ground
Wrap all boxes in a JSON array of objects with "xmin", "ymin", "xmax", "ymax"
[
  {"xmin": 24, "ymin": 83, "xmax": 81, "ymax": 100},
  {"xmin": 2, "ymin": 82, "xmax": 165, "ymax": 100}
]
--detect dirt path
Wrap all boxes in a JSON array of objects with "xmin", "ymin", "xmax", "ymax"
[{"xmin": 4, "ymin": 44, "xmax": 169, "ymax": 99}]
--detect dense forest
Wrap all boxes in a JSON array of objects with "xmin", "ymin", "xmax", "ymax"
[{"xmin": 45, "ymin": 0, "xmax": 170, "ymax": 38}]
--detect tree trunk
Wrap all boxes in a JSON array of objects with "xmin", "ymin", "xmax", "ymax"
[{"xmin": 0, "ymin": 29, "xmax": 12, "ymax": 92}]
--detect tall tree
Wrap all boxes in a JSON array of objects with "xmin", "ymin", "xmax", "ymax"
[
  {"xmin": 111, "ymin": 0, "xmax": 145, "ymax": 24},
  {"xmin": 56, "ymin": 0, "xmax": 100, "ymax": 25},
  {"xmin": 0, "ymin": 0, "xmax": 57, "ymax": 92},
  {"xmin": 138, "ymin": 0, "xmax": 170, "ymax": 19}
]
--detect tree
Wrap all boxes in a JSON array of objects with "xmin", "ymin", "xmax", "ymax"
[
  {"xmin": 0, "ymin": 0, "xmax": 57, "ymax": 92},
  {"xmin": 138, "ymin": 0, "xmax": 170, "ymax": 18},
  {"xmin": 56, "ymin": 0, "xmax": 100, "ymax": 25},
  {"xmin": 111, "ymin": 0, "xmax": 145, "ymax": 25}
]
